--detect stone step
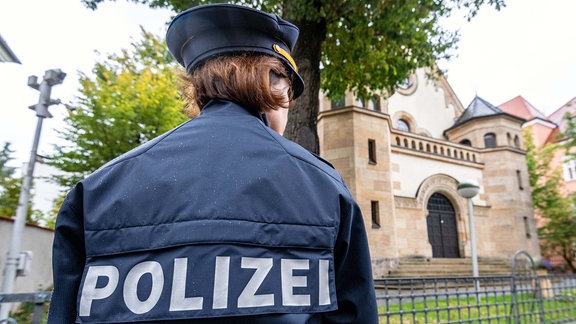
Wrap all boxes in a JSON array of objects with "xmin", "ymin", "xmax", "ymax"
[{"xmin": 388, "ymin": 257, "xmax": 512, "ymax": 278}]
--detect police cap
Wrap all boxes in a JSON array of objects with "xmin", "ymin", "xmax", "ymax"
[{"xmin": 166, "ymin": 4, "xmax": 304, "ymax": 99}]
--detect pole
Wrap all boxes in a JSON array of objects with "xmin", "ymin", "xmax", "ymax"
[
  {"xmin": 467, "ymin": 197, "xmax": 480, "ymax": 291},
  {"xmin": 0, "ymin": 69, "xmax": 65, "ymax": 321},
  {"xmin": 0, "ymin": 118, "xmax": 44, "ymax": 320}
]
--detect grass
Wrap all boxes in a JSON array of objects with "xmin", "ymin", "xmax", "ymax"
[{"xmin": 378, "ymin": 291, "xmax": 576, "ymax": 323}]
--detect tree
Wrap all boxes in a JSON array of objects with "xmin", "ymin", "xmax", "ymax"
[
  {"xmin": 81, "ymin": 0, "xmax": 505, "ymax": 153},
  {"xmin": 44, "ymin": 193, "xmax": 66, "ymax": 229},
  {"xmin": 0, "ymin": 142, "xmax": 42, "ymax": 223},
  {"xmin": 562, "ymin": 112, "xmax": 576, "ymax": 159},
  {"xmin": 0, "ymin": 142, "xmax": 16, "ymax": 181},
  {"xmin": 48, "ymin": 28, "xmax": 188, "ymax": 189},
  {"xmin": 524, "ymin": 130, "xmax": 576, "ymax": 273},
  {"xmin": 0, "ymin": 143, "xmax": 20, "ymax": 217}
]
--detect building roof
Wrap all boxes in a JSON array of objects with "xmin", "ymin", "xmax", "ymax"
[
  {"xmin": 547, "ymin": 96, "xmax": 576, "ymax": 126},
  {"xmin": 0, "ymin": 33, "xmax": 21, "ymax": 64},
  {"xmin": 498, "ymin": 95, "xmax": 546, "ymax": 121},
  {"xmin": 452, "ymin": 96, "xmax": 524, "ymax": 127}
]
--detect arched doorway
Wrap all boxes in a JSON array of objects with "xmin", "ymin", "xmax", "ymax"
[{"xmin": 426, "ymin": 193, "xmax": 460, "ymax": 258}]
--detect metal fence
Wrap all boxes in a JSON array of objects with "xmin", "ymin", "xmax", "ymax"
[
  {"xmin": 1, "ymin": 274, "xmax": 575, "ymax": 323},
  {"xmin": 376, "ymin": 273, "xmax": 576, "ymax": 323},
  {"xmin": 0, "ymin": 292, "xmax": 51, "ymax": 324}
]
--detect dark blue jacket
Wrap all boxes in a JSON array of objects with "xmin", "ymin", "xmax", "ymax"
[{"xmin": 48, "ymin": 100, "xmax": 378, "ymax": 323}]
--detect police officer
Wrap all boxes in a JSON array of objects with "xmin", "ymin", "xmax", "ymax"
[{"xmin": 48, "ymin": 4, "xmax": 378, "ymax": 323}]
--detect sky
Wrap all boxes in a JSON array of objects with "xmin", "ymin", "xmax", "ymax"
[{"xmin": 1, "ymin": 0, "xmax": 575, "ymax": 169}]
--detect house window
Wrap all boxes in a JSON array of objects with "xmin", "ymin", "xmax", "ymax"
[
  {"xmin": 371, "ymin": 201, "xmax": 380, "ymax": 228},
  {"xmin": 397, "ymin": 119, "xmax": 410, "ymax": 132},
  {"xmin": 484, "ymin": 133, "xmax": 497, "ymax": 148},
  {"xmin": 368, "ymin": 139, "xmax": 377, "ymax": 164},
  {"xmin": 331, "ymin": 97, "xmax": 345, "ymax": 109},
  {"xmin": 460, "ymin": 139, "xmax": 472, "ymax": 146},
  {"xmin": 562, "ymin": 158, "xmax": 576, "ymax": 181},
  {"xmin": 517, "ymin": 170, "xmax": 524, "ymax": 190}
]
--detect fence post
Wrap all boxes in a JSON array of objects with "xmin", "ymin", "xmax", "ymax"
[
  {"xmin": 32, "ymin": 292, "xmax": 50, "ymax": 324},
  {"xmin": 510, "ymin": 250, "xmax": 547, "ymax": 323}
]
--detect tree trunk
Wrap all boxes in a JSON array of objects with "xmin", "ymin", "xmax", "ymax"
[
  {"xmin": 282, "ymin": 11, "xmax": 326, "ymax": 154},
  {"xmin": 563, "ymin": 248, "xmax": 576, "ymax": 273}
]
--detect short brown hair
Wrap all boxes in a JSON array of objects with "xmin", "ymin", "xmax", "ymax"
[{"xmin": 178, "ymin": 54, "xmax": 293, "ymax": 118}]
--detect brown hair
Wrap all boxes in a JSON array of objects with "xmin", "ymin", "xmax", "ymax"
[{"xmin": 178, "ymin": 53, "xmax": 293, "ymax": 118}]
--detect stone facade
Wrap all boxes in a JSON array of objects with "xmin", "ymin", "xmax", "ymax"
[{"xmin": 317, "ymin": 69, "xmax": 541, "ymax": 278}]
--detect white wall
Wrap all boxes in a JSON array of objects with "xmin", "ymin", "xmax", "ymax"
[
  {"xmin": 388, "ymin": 69, "xmax": 460, "ymax": 139},
  {"xmin": 0, "ymin": 217, "xmax": 54, "ymax": 293},
  {"xmin": 392, "ymin": 152, "xmax": 485, "ymax": 205}
]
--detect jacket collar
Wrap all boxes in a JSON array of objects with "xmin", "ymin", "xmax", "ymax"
[{"xmin": 201, "ymin": 99, "xmax": 269, "ymax": 126}]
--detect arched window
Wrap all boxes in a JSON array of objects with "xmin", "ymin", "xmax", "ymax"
[
  {"xmin": 397, "ymin": 119, "xmax": 410, "ymax": 132},
  {"xmin": 331, "ymin": 97, "xmax": 345, "ymax": 109},
  {"xmin": 484, "ymin": 133, "xmax": 497, "ymax": 148},
  {"xmin": 460, "ymin": 139, "xmax": 472, "ymax": 146},
  {"xmin": 398, "ymin": 78, "xmax": 412, "ymax": 90},
  {"xmin": 514, "ymin": 135, "xmax": 521, "ymax": 148},
  {"xmin": 359, "ymin": 96, "xmax": 381, "ymax": 111},
  {"xmin": 369, "ymin": 96, "xmax": 381, "ymax": 111}
]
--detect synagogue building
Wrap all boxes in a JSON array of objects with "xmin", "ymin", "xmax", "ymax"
[{"xmin": 317, "ymin": 69, "xmax": 541, "ymax": 278}]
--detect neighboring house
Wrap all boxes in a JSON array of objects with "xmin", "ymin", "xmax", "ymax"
[
  {"xmin": 546, "ymin": 97, "xmax": 576, "ymax": 196},
  {"xmin": 499, "ymin": 95, "xmax": 576, "ymax": 271},
  {"xmin": 318, "ymin": 69, "xmax": 541, "ymax": 278},
  {"xmin": 0, "ymin": 34, "xmax": 20, "ymax": 64},
  {"xmin": 0, "ymin": 217, "xmax": 54, "ymax": 293}
]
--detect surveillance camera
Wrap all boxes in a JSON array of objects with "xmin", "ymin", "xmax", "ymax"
[
  {"xmin": 27, "ymin": 75, "xmax": 39, "ymax": 90},
  {"xmin": 44, "ymin": 69, "xmax": 67, "ymax": 86}
]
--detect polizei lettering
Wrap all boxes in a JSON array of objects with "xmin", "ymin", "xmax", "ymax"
[{"xmin": 78, "ymin": 256, "xmax": 333, "ymax": 319}]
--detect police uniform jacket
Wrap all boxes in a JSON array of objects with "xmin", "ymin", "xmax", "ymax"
[{"xmin": 48, "ymin": 99, "xmax": 378, "ymax": 323}]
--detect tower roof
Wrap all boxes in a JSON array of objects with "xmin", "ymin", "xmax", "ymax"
[
  {"xmin": 454, "ymin": 96, "xmax": 523, "ymax": 126},
  {"xmin": 444, "ymin": 96, "xmax": 525, "ymax": 135}
]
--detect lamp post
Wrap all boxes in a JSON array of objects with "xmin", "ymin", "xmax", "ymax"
[
  {"xmin": 0, "ymin": 69, "xmax": 67, "ymax": 321},
  {"xmin": 457, "ymin": 179, "xmax": 480, "ymax": 291}
]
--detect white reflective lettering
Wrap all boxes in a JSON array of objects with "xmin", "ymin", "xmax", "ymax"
[
  {"xmin": 319, "ymin": 260, "xmax": 331, "ymax": 305},
  {"xmin": 123, "ymin": 261, "xmax": 164, "ymax": 314},
  {"xmin": 238, "ymin": 257, "xmax": 274, "ymax": 308},
  {"xmin": 213, "ymin": 256, "xmax": 230, "ymax": 309},
  {"xmin": 79, "ymin": 265, "xmax": 119, "ymax": 316},
  {"xmin": 281, "ymin": 259, "xmax": 310, "ymax": 306},
  {"xmin": 170, "ymin": 258, "xmax": 203, "ymax": 311}
]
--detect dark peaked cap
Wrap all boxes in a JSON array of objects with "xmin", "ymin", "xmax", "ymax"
[{"xmin": 166, "ymin": 4, "xmax": 304, "ymax": 99}]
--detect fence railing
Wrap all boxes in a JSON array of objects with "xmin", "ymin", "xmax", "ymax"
[
  {"xmin": 1, "ymin": 274, "xmax": 575, "ymax": 323},
  {"xmin": 376, "ymin": 274, "xmax": 576, "ymax": 323},
  {"xmin": 0, "ymin": 292, "xmax": 51, "ymax": 324}
]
